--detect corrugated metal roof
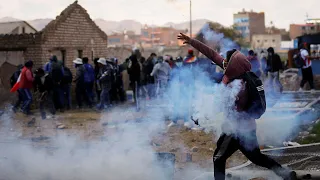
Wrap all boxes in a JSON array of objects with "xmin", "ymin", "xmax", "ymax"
[{"xmin": 0, "ymin": 21, "xmax": 37, "ymax": 35}]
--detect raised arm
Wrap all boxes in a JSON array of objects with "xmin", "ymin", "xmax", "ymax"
[{"xmin": 178, "ymin": 33, "xmax": 224, "ymax": 68}]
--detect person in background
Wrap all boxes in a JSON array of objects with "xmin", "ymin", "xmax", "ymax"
[
  {"xmin": 113, "ymin": 58, "xmax": 125, "ymax": 102},
  {"xmin": 82, "ymin": 57, "xmax": 95, "ymax": 103},
  {"xmin": 61, "ymin": 63, "xmax": 73, "ymax": 110},
  {"xmin": 47, "ymin": 56, "xmax": 65, "ymax": 112},
  {"xmin": 94, "ymin": 58, "xmax": 102, "ymax": 101},
  {"xmin": 299, "ymin": 43, "xmax": 318, "ymax": 92},
  {"xmin": 96, "ymin": 58, "xmax": 113, "ymax": 110},
  {"xmin": 260, "ymin": 50, "xmax": 268, "ymax": 78},
  {"xmin": 34, "ymin": 68, "xmax": 55, "ymax": 119},
  {"xmin": 127, "ymin": 55, "xmax": 141, "ymax": 103},
  {"xmin": 10, "ymin": 64, "xmax": 24, "ymax": 113},
  {"xmin": 177, "ymin": 32, "xmax": 297, "ymax": 180},
  {"xmin": 247, "ymin": 50, "xmax": 261, "ymax": 77},
  {"xmin": 183, "ymin": 49, "xmax": 198, "ymax": 67},
  {"xmin": 151, "ymin": 56, "xmax": 171, "ymax": 97},
  {"xmin": 73, "ymin": 58, "xmax": 92, "ymax": 109},
  {"xmin": 144, "ymin": 53, "xmax": 157, "ymax": 99},
  {"xmin": 266, "ymin": 47, "xmax": 283, "ymax": 93},
  {"xmin": 20, "ymin": 60, "xmax": 34, "ymax": 115}
]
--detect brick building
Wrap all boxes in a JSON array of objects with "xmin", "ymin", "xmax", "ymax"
[
  {"xmin": 140, "ymin": 25, "xmax": 187, "ymax": 48},
  {"xmin": 233, "ymin": 9, "xmax": 266, "ymax": 42},
  {"xmin": 0, "ymin": 1, "xmax": 108, "ymax": 86},
  {"xmin": 290, "ymin": 24, "xmax": 320, "ymax": 40}
]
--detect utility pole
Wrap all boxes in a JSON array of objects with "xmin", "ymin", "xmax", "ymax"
[{"xmin": 190, "ymin": 0, "xmax": 192, "ymax": 38}]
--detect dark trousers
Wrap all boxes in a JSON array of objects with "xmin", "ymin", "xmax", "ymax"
[
  {"xmin": 76, "ymin": 84, "xmax": 92, "ymax": 108},
  {"xmin": 21, "ymin": 88, "xmax": 32, "ymax": 113},
  {"xmin": 39, "ymin": 91, "xmax": 56, "ymax": 119},
  {"xmin": 62, "ymin": 84, "xmax": 72, "ymax": 109},
  {"xmin": 84, "ymin": 82, "xmax": 94, "ymax": 102},
  {"xmin": 300, "ymin": 66, "xmax": 314, "ymax": 89},
  {"xmin": 213, "ymin": 131, "xmax": 285, "ymax": 180},
  {"xmin": 13, "ymin": 89, "xmax": 24, "ymax": 110},
  {"xmin": 53, "ymin": 86, "xmax": 64, "ymax": 110}
]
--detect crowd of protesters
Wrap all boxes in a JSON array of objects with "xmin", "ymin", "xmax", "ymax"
[{"xmin": 9, "ymin": 41, "xmax": 317, "ymax": 120}]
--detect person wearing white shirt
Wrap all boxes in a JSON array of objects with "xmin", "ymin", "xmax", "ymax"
[{"xmin": 299, "ymin": 43, "xmax": 317, "ymax": 92}]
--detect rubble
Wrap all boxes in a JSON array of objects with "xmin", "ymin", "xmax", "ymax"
[{"xmin": 191, "ymin": 146, "xmax": 199, "ymax": 152}]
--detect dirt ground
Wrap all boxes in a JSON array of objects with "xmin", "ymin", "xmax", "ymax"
[{"xmin": 0, "ymin": 105, "xmax": 248, "ymax": 173}]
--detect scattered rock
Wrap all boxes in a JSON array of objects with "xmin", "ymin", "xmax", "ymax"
[
  {"xmin": 300, "ymin": 131, "xmax": 310, "ymax": 136},
  {"xmin": 191, "ymin": 139, "xmax": 196, "ymax": 142},
  {"xmin": 170, "ymin": 147, "xmax": 180, "ymax": 152},
  {"xmin": 57, "ymin": 124, "xmax": 66, "ymax": 129},
  {"xmin": 31, "ymin": 136, "xmax": 50, "ymax": 142},
  {"xmin": 201, "ymin": 142, "xmax": 207, "ymax": 145},
  {"xmin": 209, "ymin": 148, "xmax": 214, "ymax": 152},
  {"xmin": 27, "ymin": 118, "xmax": 36, "ymax": 127},
  {"xmin": 191, "ymin": 146, "xmax": 199, "ymax": 152},
  {"xmin": 310, "ymin": 134, "xmax": 317, "ymax": 137}
]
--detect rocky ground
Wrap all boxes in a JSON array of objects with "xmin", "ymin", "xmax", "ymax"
[{"xmin": 0, "ymin": 105, "xmax": 248, "ymax": 179}]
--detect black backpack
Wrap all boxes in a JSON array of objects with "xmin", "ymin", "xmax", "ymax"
[
  {"xmin": 239, "ymin": 72, "xmax": 266, "ymax": 119},
  {"xmin": 62, "ymin": 67, "xmax": 73, "ymax": 84},
  {"xmin": 293, "ymin": 52, "xmax": 305, "ymax": 68}
]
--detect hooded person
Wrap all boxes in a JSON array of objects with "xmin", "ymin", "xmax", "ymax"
[
  {"xmin": 112, "ymin": 58, "xmax": 125, "ymax": 102},
  {"xmin": 94, "ymin": 57, "xmax": 102, "ymax": 101},
  {"xmin": 144, "ymin": 53, "xmax": 157, "ymax": 98},
  {"xmin": 151, "ymin": 56, "xmax": 171, "ymax": 97},
  {"xmin": 34, "ymin": 68, "xmax": 55, "ymax": 119},
  {"xmin": 11, "ymin": 64, "xmax": 24, "ymax": 113},
  {"xmin": 177, "ymin": 33, "xmax": 297, "ymax": 180},
  {"xmin": 266, "ymin": 47, "xmax": 283, "ymax": 93},
  {"xmin": 127, "ymin": 54, "xmax": 141, "ymax": 103},
  {"xmin": 247, "ymin": 50, "xmax": 261, "ymax": 77},
  {"xmin": 20, "ymin": 60, "xmax": 34, "ymax": 115},
  {"xmin": 73, "ymin": 58, "xmax": 92, "ymax": 108}
]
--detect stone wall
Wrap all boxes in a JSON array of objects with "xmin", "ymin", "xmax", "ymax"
[{"xmin": 39, "ymin": 3, "xmax": 108, "ymax": 72}]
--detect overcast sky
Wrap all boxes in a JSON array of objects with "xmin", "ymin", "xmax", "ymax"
[{"xmin": 0, "ymin": 0, "xmax": 317, "ymax": 29}]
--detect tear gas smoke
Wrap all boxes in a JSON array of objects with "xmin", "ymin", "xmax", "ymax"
[
  {"xmin": 0, "ymin": 61, "xmax": 317, "ymax": 179},
  {"xmin": 200, "ymin": 23, "xmax": 239, "ymax": 56}
]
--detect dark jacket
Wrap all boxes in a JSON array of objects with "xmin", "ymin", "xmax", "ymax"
[
  {"xmin": 144, "ymin": 57, "xmax": 155, "ymax": 84},
  {"xmin": 267, "ymin": 48, "xmax": 283, "ymax": 72},
  {"xmin": 98, "ymin": 64, "xmax": 113, "ymax": 90},
  {"xmin": 61, "ymin": 67, "xmax": 73, "ymax": 85},
  {"xmin": 128, "ymin": 58, "xmax": 141, "ymax": 84},
  {"xmin": 10, "ymin": 69, "xmax": 21, "ymax": 88},
  {"xmin": 34, "ymin": 74, "xmax": 53, "ymax": 93},
  {"xmin": 74, "ymin": 65, "xmax": 85, "ymax": 86}
]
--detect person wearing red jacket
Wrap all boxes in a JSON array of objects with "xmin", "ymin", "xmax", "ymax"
[
  {"xmin": 177, "ymin": 33, "xmax": 297, "ymax": 180},
  {"xmin": 20, "ymin": 61, "xmax": 34, "ymax": 115}
]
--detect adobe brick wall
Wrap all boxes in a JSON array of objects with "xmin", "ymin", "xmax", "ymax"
[{"xmin": 40, "ymin": 6, "xmax": 108, "ymax": 73}]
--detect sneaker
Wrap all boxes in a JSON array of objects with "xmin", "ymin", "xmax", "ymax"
[
  {"xmin": 192, "ymin": 126, "xmax": 204, "ymax": 131},
  {"xmin": 168, "ymin": 121, "xmax": 176, "ymax": 127}
]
